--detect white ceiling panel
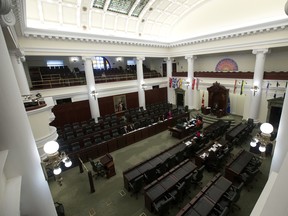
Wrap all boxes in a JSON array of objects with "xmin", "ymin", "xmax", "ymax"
[
  {"xmin": 26, "ymin": 0, "xmax": 40, "ymax": 20},
  {"xmin": 116, "ymin": 17, "xmax": 127, "ymax": 31},
  {"xmin": 104, "ymin": 14, "xmax": 116, "ymax": 30},
  {"xmin": 156, "ymin": 0, "xmax": 171, "ymax": 11},
  {"xmin": 62, "ymin": 6, "xmax": 78, "ymax": 25},
  {"xmin": 63, "ymin": 0, "xmax": 78, "ymax": 4},
  {"xmin": 156, "ymin": 13, "xmax": 168, "ymax": 23},
  {"xmin": 90, "ymin": 11, "xmax": 103, "ymax": 28},
  {"xmin": 42, "ymin": 2, "xmax": 59, "ymax": 22},
  {"xmin": 127, "ymin": 19, "xmax": 137, "ymax": 33}
]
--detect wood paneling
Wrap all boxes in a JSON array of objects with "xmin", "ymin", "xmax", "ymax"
[
  {"xmin": 50, "ymin": 100, "xmax": 91, "ymax": 127},
  {"xmin": 145, "ymin": 87, "xmax": 167, "ymax": 105}
]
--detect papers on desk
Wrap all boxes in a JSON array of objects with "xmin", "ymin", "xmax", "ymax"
[
  {"xmin": 200, "ymin": 152, "xmax": 209, "ymax": 159},
  {"xmin": 208, "ymin": 147, "xmax": 217, "ymax": 152},
  {"xmin": 185, "ymin": 141, "xmax": 192, "ymax": 146}
]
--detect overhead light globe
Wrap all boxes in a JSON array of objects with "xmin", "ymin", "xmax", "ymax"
[
  {"xmin": 44, "ymin": 141, "xmax": 59, "ymax": 155},
  {"xmin": 64, "ymin": 158, "xmax": 72, "ymax": 168},
  {"xmin": 259, "ymin": 144, "xmax": 266, "ymax": 152},
  {"xmin": 260, "ymin": 123, "xmax": 273, "ymax": 134},
  {"xmin": 53, "ymin": 166, "xmax": 62, "ymax": 175},
  {"xmin": 250, "ymin": 138, "xmax": 258, "ymax": 147}
]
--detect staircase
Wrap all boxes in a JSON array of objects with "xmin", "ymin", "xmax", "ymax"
[
  {"xmin": 0, "ymin": 150, "xmax": 22, "ymax": 216},
  {"xmin": 191, "ymin": 112, "xmax": 239, "ymax": 126}
]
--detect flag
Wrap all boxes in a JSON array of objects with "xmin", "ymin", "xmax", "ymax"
[
  {"xmin": 201, "ymin": 92, "xmax": 205, "ymax": 107},
  {"xmin": 196, "ymin": 78, "xmax": 199, "ymax": 90},
  {"xmin": 226, "ymin": 95, "xmax": 230, "ymax": 114},
  {"xmin": 240, "ymin": 80, "xmax": 244, "ymax": 95},
  {"xmin": 178, "ymin": 78, "xmax": 182, "ymax": 88},
  {"xmin": 284, "ymin": 82, "xmax": 287, "ymax": 98},
  {"xmin": 172, "ymin": 77, "xmax": 178, "ymax": 88},
  {"xmin": 169, "ymin": 77, "xmax": 172, "ymax": 88},
  {"xmin": 192, "ymin": 78, "xmax": 196, "ymax": 90},
  {"xmin": 233, "ymin": 80, "xmax": 237, "ymax": 94},
  {"xmin": 266, "ymin": 82, "xmax": 270, "ymax": 98},
  {"xmin": 274, "ymin": 81, "xmax": 280, "ymax": 98}
]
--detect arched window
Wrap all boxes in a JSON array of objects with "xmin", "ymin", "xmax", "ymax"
[{"xmin": 92, "ymin": 57, "xmax": 111, "ymax": 70}]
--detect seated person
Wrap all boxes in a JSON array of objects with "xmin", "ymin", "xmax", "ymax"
[
  {"xmin": 196, "ymin": 118, "xmax": 203, "ymax": 128},
  {"xmin": 167, "ymin": 110, "xmax": 172, "ymax": 119}
]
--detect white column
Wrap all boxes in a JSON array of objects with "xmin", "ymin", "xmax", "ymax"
[
  {"xmin": 249, "ymin": 49, "xmax": 269, "ymax": 122},
  {"xmin": 185, "ymin": 55, "xmax": 196, "ymax": 110},
  {"xmin": 83, "ymin": 57, "xmax": 100, "ymax": 122},
  {"xmin": 0, "ymin": 28, "xmax": 57, "ymax": 216},
  {"xmin": 166, "ymin": 57, "xmax": 173, "ymax": 104},
  {"xmin": 10, "ymin": 52, "xmax": 30, "ymax": 95},
  {"xmin": 136, "ymin": 56, "xmax": 146, "ymax": 109},
  {"xmin": 270, "ymin": 86, "xmax": 288, "ymax": 174}
]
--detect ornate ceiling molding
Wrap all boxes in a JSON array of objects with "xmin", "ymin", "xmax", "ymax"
[{"xmin": 11, "ymin": 0, "xmax": 288, "ymax": 49}]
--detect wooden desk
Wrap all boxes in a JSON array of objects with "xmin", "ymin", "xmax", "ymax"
[
  {"xmin": 123, "ymin": 133, "xmax": 199, "ymax": 191},
  {"xmin": 168, "ymin": 119, "xmax": 197, "ymax": 139},
  {"xmin": 195, "ymin": 141, "xmax": 226, "ymax": 167},
  {"xmin": 100, "ymin": 153, "xmax": 116, "ymax": 178},
  {"xmin": 203, "ymin": 120, "xmax": 229, "ymax": 139},
  {"xmin": 225, "ymin": 123, "xmax": 249, "ymax": 142},
  {"xmin": 176, "ymin": 174, "xmax": 232, "ymax": 216},
  {"xmin": 225, "ymin": 150, "xmax": 253, "ymax": 182},
  {"xmin": 144, "ymin": 160, "xmax": 197, "ymax": 212}
]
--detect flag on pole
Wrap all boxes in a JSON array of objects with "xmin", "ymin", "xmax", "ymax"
[
  {"xmin": 178, "ymin": 78, "xmax": 182, "ymax": 88},
  {"xmin": 192, "ymin": 78, "xmax": 196, "ymax": 90},
  {"xmin": 196, "ymin": 78, "xmax": 199, "ymax": 90},
  {"xmin": 226, "ymin": 95, "xmax": 231, "ymax": 114},
  {"xmin": 274, "ymin": 81, "xmax": 280, "ymax": 98},
  {"xmin": 233, "ymin": 80, "xmax": 237, "ymax": 94},
  {"xmin": 266, "ymin": 82, "xmax": 270, "ymax": 98},
  {"xmin": 201, "ymin": 92, "xmax": 205, "ymax": 107},
  {"xmin": 284, "ymin": 82, "xmax": 287, "ymax": 98},
  {"xmin": 240, "ymin": 80, "xmax": 244, "ymax": 95}
]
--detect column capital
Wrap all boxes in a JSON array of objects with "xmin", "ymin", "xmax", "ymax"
[
  {"xmin": 185, "ymin": 55, "xmax": 197, "ymax": 60},
  {"xmin": 252, "ymin": 48, "xmax": 270, "ymax": 55},
  {"xmin": 136, "ymin": 56, "xmax": 145, "ymax": 61}
]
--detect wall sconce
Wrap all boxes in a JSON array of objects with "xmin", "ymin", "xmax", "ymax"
[
  {"xmin": 250, "ymin": 122, "xmax": 273, "ymax": 153},
  {"xmin": 250, "ymin": 85, "xmax": 259, "ymax": 96},
  {"xmin": 43, "ymin": 141, "xmax": 72, "ymax": 186},
  {"xmin": 116, "ymin": 57, "xmax": 122, "ymax": 62},
  {"xmin": 90, "ymin": 90, "xmax": 98, "ymax": 100},
  {"xmin": 142, "ymin": 83, "xmax": 148, "ymax": 90}
]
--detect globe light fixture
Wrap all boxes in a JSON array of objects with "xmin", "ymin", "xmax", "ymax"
[
  {"xmin": 43, "ymin": 141, "xmax": 72, "ymax": 185},
  {"xmin": 250, "ymin": 122, "xmax": 273, "ymax": 154}
]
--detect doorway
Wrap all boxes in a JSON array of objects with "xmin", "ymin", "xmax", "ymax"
[{"xmin": 175, "ymin": 88, "xmax": 185, "ymax": 108}]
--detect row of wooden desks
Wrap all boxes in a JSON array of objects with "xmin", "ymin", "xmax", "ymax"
[
  {"xmin": 225, "ymin": 122, "xmax": 250, "ymax": 142},
  {"xmin": 168, "ymin": 119, "xmax": 198, "ymax": 139},
  {"xmin": 225, "ymin": 149, "xmax": 254, "ymax": 182},
  {"xmin": 144, "ymin": 159, "xmax": 197, "ymax": 212},
  {"xmin": 123, "ymin": 139, "xmax": 188, "ymax": 190},
  {"xmin": 177, "ymin": 173, "xmax": 232, "ymax": 216},
  {"xmin": 68, "ymin": 112, "xmax": 189, "ymax": 163}
]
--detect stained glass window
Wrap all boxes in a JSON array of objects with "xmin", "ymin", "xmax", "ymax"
[
  {"xmin": 108, "ymin": 0, "xmax": 136, "ymax": 15},
  {"xmin": 131, "ymin": 0, "xmax": 149, "ymax": 17},
  {"xmin": 92, "ymin": 57, "xmax": 111, "ymax": 70},
  {"xmin": 92, "ymin": 0, "xmax": 106, "ymax": 9}
]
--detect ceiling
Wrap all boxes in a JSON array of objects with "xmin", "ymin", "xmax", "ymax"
[{"xmin": 17, "ymin": 0, "xmax": 288, "ymax": 43}]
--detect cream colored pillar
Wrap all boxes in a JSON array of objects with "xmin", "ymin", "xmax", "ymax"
[
  {"xmin": 83, "ymin": 56, "xmax": 100, "ymax": 122},
  {"xmin": 136, "ymin": 56, "xmax": 146, "ymax": 109},
  {"xmin": 249, "ymin": 49, "xmax": 269, "ymax": 122}
]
